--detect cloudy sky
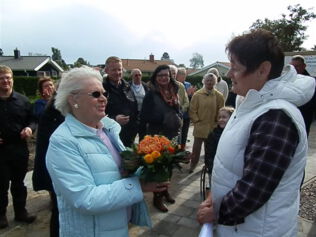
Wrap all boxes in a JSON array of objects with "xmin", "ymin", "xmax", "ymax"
[{"xmin": 1, "ymin": 0, "xmax": 315, "ymax": 67}]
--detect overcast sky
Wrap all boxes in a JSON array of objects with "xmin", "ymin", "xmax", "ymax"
[{"xmin": 1, "ymin": 0, "xmax": 315, "ymax": 67}]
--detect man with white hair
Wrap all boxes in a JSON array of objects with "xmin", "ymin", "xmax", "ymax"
[
  {"xmin": 130, "ymin": 68, "xmax": 149, "ymax": 140},
  {"xmin": 169, "ymin": 65, "xmax": 189, "ymax": 146},
  {"xmin": 207, "ymin": 67, "xmax": 228, "ymax": 102}
]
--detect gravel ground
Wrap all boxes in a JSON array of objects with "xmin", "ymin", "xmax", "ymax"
[{"xmin": 299, "ymin": 178, "xmax": 316, "ymax": 221}]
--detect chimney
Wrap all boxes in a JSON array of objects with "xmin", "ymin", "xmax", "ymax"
[
  {"xmin": 149, "ymin": 54, "xmax": 154, "ymax": 62},
  {"xmin": 14, "ymin": 48, "xmax": 20, "ymax": 59}
]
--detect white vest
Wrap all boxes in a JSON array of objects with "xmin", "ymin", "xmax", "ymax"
[{"xmin": 211, "ymin": 66, "xmax": 314, "ymax": 237}]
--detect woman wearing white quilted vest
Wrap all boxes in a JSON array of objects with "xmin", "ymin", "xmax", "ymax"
[{"xmin": 197, "ymin": 29, "xmax": 315, "ymax": 237}]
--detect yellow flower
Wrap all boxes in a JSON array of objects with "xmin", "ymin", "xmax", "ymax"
[
  {"xmin": 151, "ymin": 151, "xmax": 161, "ymax": 159},
  {"xmin": 144, "ymin": 154, "xmax": 154, "ymax": 164}
]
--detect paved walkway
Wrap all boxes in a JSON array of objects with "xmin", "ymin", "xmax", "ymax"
[{"xmin": 1, "ymin": 122, "xmax": 316, "ymax": 237}]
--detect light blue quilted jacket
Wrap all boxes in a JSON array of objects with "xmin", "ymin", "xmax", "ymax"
[{"xmin": 46, "ymin": 114, "xmax": 151, "ymax": 237}]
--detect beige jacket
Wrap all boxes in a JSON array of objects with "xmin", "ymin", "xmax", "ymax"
[
  {"xmin": 176, "ymin": 81, "xmax": 189, "ymax": 113},
  {"xmin": 189, "ymin": 87, "xmax": 224, "ymax": 138}
]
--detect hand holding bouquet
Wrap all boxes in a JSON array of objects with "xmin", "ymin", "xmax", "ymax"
[{"xmin": 121, "ymin": 135, "xmax": 186, "ymax": 182}]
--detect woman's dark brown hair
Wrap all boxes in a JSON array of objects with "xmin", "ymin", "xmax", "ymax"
[{"xmin": 226, "ymin": 29, "xmax": 284, "ymax": 80}]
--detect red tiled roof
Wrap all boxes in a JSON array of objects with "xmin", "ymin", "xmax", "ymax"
[{"xmin": 122, "ymin": 58, "xmax": 176, "ymax": 72}]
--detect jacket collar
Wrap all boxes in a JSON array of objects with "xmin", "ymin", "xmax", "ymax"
[
  {"xmin": 65, "ymin": 114, "xmax": 118, "ymax": 137},
  {"xmin": 199, "ymin": 87, "xmax": 216, "ymax": 95},
  {"xmin": 237, "ymin": 65, "xmax": 315, "ymax": 112}
]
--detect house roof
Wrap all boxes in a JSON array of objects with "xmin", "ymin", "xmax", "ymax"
[
  {"xmin": 0, "ymin": 56, "xmax": 64, "ymax": 72},
  {"xmin": 188, "ymin": 61, "xmax": 231, "ymax": 76},
  {"xmin": 121, "ymin": 58, "xmax": 176, "ymax": 72}
]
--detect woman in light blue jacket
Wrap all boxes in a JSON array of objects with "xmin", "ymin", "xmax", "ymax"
[{"xmin": 46, "ymin": 66, "xmax": 168, "ymax": 237}]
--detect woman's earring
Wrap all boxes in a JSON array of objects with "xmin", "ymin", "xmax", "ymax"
[{"xmin": 74, "ymin": 104, "xmax": 79, "ymax": 109}]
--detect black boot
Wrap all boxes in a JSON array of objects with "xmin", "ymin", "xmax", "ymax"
[
  {"xmin": 0, "ymin": 215, "xmax": 8, "ymax": 229},
  {"xmin": 163, "ymin": 190, "xmax": 175, "ymax": 204},
  {"xmin": 15, "ymin": 210, "xmax": 36, "ymax": 224},
  {"xmin": 153, "ymin": 192, "xmax": 168, "ymax": 212}
]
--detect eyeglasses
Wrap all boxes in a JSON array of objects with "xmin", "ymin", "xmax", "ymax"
[
  {"xmin": 87, "ymin": 91, "xmax": 107, "ymax": 98},
  {"xmin": 156, "ymin": 74, "xmax": 170, "ymax": 78},
  {"xmin": 0, "ymin": 76, "xmax": 12, "ymax": 81},
  {"xmin": 134, "ymin": 74, "xmax": 142, "ymax": 77}
]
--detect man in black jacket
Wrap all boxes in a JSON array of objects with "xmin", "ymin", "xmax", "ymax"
[
  {"xmin": 290, "ymin": 55, "xmax": 316, "ymax": 136},
  {"xmin": 103, "ymin": 57, "xmax": 138, "ymax": 146},
  {"xmin": 0, "ymin": 65, "xmax": 36, "ymax": 229}
]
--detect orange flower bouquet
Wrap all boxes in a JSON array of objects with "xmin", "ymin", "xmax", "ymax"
[{"xmin": 121, "ymin": 135, "xmax": 186, "ymax": 182}]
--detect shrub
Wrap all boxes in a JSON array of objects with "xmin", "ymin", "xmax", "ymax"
[
  {"xmin": 187, "ymin": 75, "xmax": 203, "ymax": 89},
  {"xmin": 13, "ymin": 76, "xmax": 39, "ymax": 96}
]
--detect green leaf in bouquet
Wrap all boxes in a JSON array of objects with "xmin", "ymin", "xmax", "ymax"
[{"xmin": 121, "ymin": 149, "xmax": 142, "ymax": 174}]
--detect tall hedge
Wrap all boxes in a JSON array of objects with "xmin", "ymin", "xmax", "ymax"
[{"xmin": 13, "ymin": 76, "xmax": 39, "ymax": 96}]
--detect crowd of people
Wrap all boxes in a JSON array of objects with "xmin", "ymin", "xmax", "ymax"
[{"xmin": 0, "ymin": 29, "xmax": 315, "ymax": 237}]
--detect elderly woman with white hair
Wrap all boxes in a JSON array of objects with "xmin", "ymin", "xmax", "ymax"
[
  {"xmin": 45, "ymin": 66, "xmax": 168, "ymax": 237},
  {"xmin": 188, "ymin": 73, "xmax": 224, "ymax": 173}
]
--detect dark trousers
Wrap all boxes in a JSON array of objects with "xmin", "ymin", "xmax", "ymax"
[
  {"xmin": 49, "ymin": 191, "xmax": 59, "ymax": 237},
  {"xmin": 180, "ymin": 117, "xmax": 190, "ymax": 146},
  {"xmin": 120, "ymin": 121, "xmax": 138, "ymax": 147},
  {"xmin": 0, "ymin": 153, "xmax": 28, "ymax": 216}
]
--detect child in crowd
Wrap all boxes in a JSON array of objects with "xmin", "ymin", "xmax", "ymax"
[{"xmin": 204, "ymin": 106, "xmax": 235, "ymax": 185}]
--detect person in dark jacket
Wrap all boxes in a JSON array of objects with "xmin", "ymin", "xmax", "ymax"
[
  {"xmin": 290, "ymin": 55, "xmax": 316, "ymax": 136},
  {"xmin": 33, "ymin": 77, "xmax": 55, "ymax": 122},
  {"xmin": 103, "ymin": 56, "xmax": 138, "ymax": 147},
  {"xmin": 0, "ymin": 65, "xmax": 36, "ymax": 229},
  {"xmin": 32, "ymin": 92, "xmax": 64, "ymax": 237},
  {"xmin": 140, "ymin": 65, "xmax": 182, "ymax": 212},
  {"xmin": 204, "ymin": 106, "xmax": 234, "ymax": 184}
]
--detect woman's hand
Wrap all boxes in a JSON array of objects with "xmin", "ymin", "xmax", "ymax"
[
  {"xmin": 187, "ymin": 86, "xmax": 196, "ymax": 96},
  {"xmin": 116, "ymin": 114, "xmax": 130, "ymax": 125},
  {"xmin": 20, "ymin": 127, "xmax": 32, "ymax": 139},
  {"xmin": 197, "ymin": 193, "xmax": 216, "ymax": 224},
  {"xmin": 140, "ymin": 180, "xmax": 170, "ymax": 193}
]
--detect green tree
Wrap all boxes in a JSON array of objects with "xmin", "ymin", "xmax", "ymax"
[
  {"xmin": 250, "ymin": 4, "xmax": 316, "ymax": 51},
  {"xmin": 51, "ymin": 47, "xmax": 69, "ymax": 70},
  {"xmin": 74, "ymin": 57, "xmax": 90, "ymax": 67},
  {"xmin": 190, "ymin": 53, "xmax": 204, "ymax": 69}
]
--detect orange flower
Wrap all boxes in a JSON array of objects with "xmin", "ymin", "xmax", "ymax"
[
  {"xmin": 137, "ymin": 136, "xmax": 162, "ymax": 154},
  {"xmin": 167, "ymin": 146, "xmax": 175, "ymax": 153},
  {"xmin": 158, "ymin": 136, "xmax": 171, "ymax": 148},
  {"xmin": 151, "ymin": 151, "xmax": 161, "ymax": 159},
  {"xmin": 144, "ymin": 154, "xmax": 154, "ymax": 164},
  {"xmin": 137, "ymin": 135, "xmax": 173, "ymax": 154}
]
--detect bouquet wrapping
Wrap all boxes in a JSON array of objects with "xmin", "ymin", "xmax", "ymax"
[
  {"xmin": 198, "ymin": 223, "xmax": 213, "ymax": 237},
  {"xmin": 121, "ymin": 135, "xmax": 186, "ymax": 182}
]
